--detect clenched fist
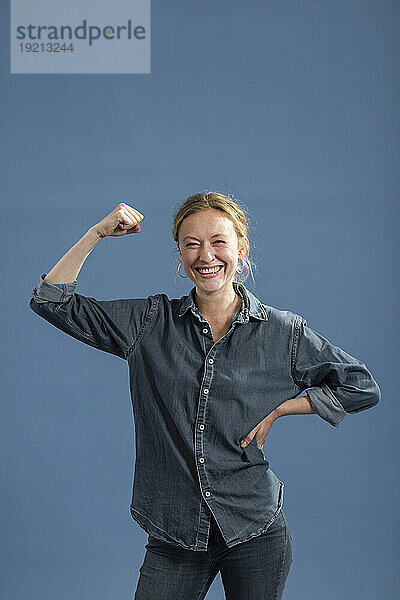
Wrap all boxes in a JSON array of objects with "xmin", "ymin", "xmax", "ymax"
[{"xmin": 93, "ymin": 203, "xmax": 144, "ymax": 238}]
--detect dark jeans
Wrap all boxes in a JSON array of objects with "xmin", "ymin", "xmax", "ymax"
[{"xmin": 134, "ymin": 509, "xmax": 293, "ymax": 600}]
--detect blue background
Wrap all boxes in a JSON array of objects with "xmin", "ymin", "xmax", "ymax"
[{"xmin": 1, "ymin": 1, "xmax": 398, "ymax": 598}]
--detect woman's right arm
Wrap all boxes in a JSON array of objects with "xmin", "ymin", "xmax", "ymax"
[
  {"xmin": 29, "ymin": 204, "xmax": 154, "ymax": 360},
  {"xmin": 42, "ymin": 227, "xmax": 102, "ymax": 285},
  {"xmin": 43, "ymin": 203, "xmax": 144, "ymax": 284}
]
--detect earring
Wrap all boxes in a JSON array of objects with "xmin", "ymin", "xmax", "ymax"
[
  {"xmin": 236, "ymin": 257, "xmax": 244, "ymax": 274},
  {"xmin": 177, "ymin": 262, "xmax": 188, "ymax": 278}
]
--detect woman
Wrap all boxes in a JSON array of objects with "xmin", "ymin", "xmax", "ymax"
[{"xmin": 29, "ymin": 192, "xmax": 381, "ymax": 599}]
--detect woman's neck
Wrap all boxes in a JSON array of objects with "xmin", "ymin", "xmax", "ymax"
[{"xmin": 194, "ymin": 285, "xmax": 242, "ymax": 320}]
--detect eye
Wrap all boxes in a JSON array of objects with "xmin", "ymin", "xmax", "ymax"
[{"xmin": 185, "ymin": 240, "xmax": 225, "ymax": 247}]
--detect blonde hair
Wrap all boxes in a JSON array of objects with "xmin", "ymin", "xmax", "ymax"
[{"xmin": 172, "ymin": 191, "xmax": 256, "ymax": 284}]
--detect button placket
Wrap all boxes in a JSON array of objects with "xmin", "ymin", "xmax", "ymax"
[
  {"xmin": 191, "ymin": 296, "xmax": 251, "ymax": 519},
  {"xmin": 195, "ymin": 312, "xmax": 243, "ymax": 507},
  {"xmin": 194, "ymin": 344, "xmax": 218, "ymax": 502}
]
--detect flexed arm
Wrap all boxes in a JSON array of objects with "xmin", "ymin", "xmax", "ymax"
[
  {"xmin": 42, "ymin": 203, "xmax": 144, "ymax": 285},
  {"xmin": 29, "ymin": 204, "xmax": 153, "ymax": 360}
]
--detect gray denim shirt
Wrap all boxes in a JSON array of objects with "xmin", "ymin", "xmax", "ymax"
[{"xmin": 29, "ymin": 274, "xmax": 381, "ymax": 550}]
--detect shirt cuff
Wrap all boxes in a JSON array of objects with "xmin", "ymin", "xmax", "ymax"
[
  {"xmin": 32, "ymin": 273, "xmax": 78, "ymax": 304},
  {"xmin": 297, "ymin": 384, "xmax": 346, "ymax": 427}
]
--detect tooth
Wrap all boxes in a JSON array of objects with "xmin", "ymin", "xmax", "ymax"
[{"xmin": 198, "ymin": 266, "xmax": 219, "ymax": 273}]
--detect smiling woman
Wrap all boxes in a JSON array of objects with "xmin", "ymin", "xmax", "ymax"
[
  {"xmin": 173, "ymin": 192, "xmax": 255, "ymax": 321},
  {"xmin": 29, "ymin": 190, "xmax": 381, "ymax": 600},
  {"xmin": 173, "ymin": 191, "xmax": 254, "ymax": 283}
]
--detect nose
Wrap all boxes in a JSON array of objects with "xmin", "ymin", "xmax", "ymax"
[{"xmin": 198, "ymin": 243, "xmax": 215, "ymax": 263}]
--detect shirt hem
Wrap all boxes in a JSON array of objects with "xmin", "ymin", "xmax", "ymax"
[{"xmin": 130, "ymin": 505, "xmax": 201, "ymax": 551}]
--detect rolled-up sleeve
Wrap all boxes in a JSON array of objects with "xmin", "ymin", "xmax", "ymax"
[
  {"xmin": 291, "ymin": 316, "xmax": 381, "ymax": 427},
  {"xmin": 29, "ymin": 273, "xmax": 154, "ymax": 360}
]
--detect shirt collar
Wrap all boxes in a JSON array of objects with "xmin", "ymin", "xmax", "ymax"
[{"xmin": 178, "ymin": 281, "xmax": 268, "ymax": 322}]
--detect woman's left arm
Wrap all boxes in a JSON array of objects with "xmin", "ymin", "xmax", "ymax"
[
  {"xmin": 286, "ymin": 316, "xmax": 381, "ymax": 427},
  {"xmin": 240, "ymin": 316, "xmax": 381, "ymax": 449}
]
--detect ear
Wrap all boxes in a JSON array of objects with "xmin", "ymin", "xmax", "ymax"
[
  {"xmin": 238, "ymin": 237, "xmax": 248, "ymax": 257},
  {"xmin": 176, "ymin": 241, "xmax": 182, "ymax": 260}
]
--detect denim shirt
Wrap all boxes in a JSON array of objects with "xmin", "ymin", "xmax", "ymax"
[{"xmin": 29, "ymin": 274, "xmax": 381, "ymax": 551}]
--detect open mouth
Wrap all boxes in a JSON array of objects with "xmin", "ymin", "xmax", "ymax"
[{"xmin": 194, "ymin": 265, "xmax": 223, "ymax": 276}]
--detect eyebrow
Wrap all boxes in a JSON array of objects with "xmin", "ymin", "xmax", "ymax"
[{"xmin": 183, "ymin": 234, "xmax": 228, "ymax": 242}]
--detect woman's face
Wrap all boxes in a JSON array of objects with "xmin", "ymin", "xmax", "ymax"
[{"xmin": 177, "ymin": 208, "xmax": 246, "ymax": 294}]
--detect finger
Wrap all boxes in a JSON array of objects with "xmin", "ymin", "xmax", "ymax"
[
  {"xmin": 111, "ymin": 202, "xmax": 127, "ymax": 215},
  {"xmin": 121, "ymin": 207, "xmax": 143, "ymax": 231},
  {"xmin": 125, "ymin": 223, "xmax": 141, "ymax": 234},
  {"xmin": 253, "ymin": 436, "xmax": 265, "ymax": 451},
  {"xmin": 123, "ymin": 204, "xmax": 144, "ymax": 222},
  {"xmin": 129, "ymin": 207, "xmax": 145, "ymax": 222},
  {"xmin": 240, "ymin": 436, "xmax": 260, "ymax": 448},
  {"xmin": 133, "ymin": 207, "xmax": 145, "ymax": 219},
  {"xmin": 241, "ymin": 425, "xmax": 265, "ymax": 447},
  {"xmin": 118, "ymin": 208, "xmax": 136, "ymax": 229},
  {"xmin": 111, "ymin": 203, "xmax": 141, "ymax": 223}
]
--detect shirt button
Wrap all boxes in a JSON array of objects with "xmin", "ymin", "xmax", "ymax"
[
  {"xmin": 203, "ymin": 389, "xmax": 209, "ymax": 394},
  {"xmin": 205, "ymin": 491, "xmax": 211, "ymax": 497},
  {"xmin": 203, "ymin": 328, "xmax": 208, "ymax": 333},
  {"xmin": 199, "ymin": 457, "xmax": 205, "ymax": 463},
  {"xmin": 199, "ymin": 424, "xmax": 205, "ymax": 430},
  {"xmin": 208, "ymin": 359, "xmax": 213, "ymax": 364}
]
